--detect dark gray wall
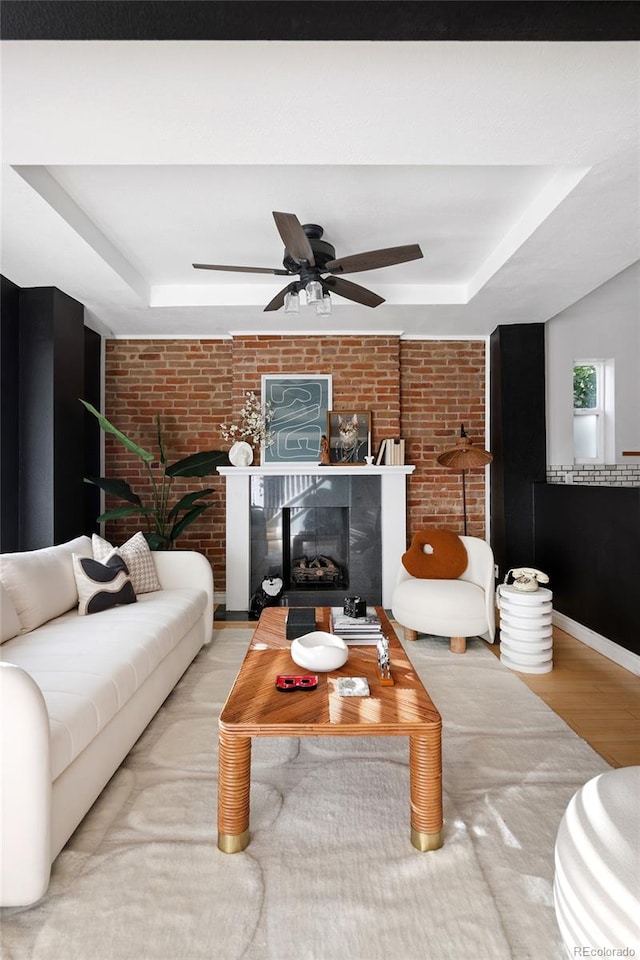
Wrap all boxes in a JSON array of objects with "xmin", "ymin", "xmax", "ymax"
[
  {"xmin": 19, "ymin": 288, "xmax": 85, "ymax": 547},
  {"xmin": 534, "ymin": 484, "xmax": 640, "ymax": 655},
  {"xmin": 490, "ymin": 323, "xmax": 547, "ymax": 579},
  {"xmin": 1, "ymin": 276, "xmax": 21, "ymax": 551},
  {"xmin": 83, "ymin": 325, "xmax": 102, "ymax": 536},
  {"xmin": 1, "ymin": 278, "xmax": 102, "ymax": 551}
]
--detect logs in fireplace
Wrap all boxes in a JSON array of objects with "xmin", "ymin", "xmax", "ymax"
[{"xmin": 291, "ymin": 555, "xmax": 342, "ymax": 584}]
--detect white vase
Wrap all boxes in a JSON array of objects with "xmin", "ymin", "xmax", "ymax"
[{"xmin": 228, "ymin": 441, "xmax": 254, "ymax": 467}]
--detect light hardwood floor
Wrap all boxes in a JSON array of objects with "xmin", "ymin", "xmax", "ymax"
[
  {"xmin": 484, "ymin": 626, "xmax": 640, "ymax": 768},
  {"xmin": 215, "ymin": 614, "xmax": 640, "ymax": 769}
]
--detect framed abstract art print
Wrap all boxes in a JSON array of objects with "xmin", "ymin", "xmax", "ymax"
[{"xmin": 261, "ymin": 375, "xmax": 332, "ymax": 463}]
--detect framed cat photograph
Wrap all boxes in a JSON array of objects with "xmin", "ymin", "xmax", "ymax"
[{"xmin": 327, "ymin": 411, "xmax": 371, "ymax": 465}]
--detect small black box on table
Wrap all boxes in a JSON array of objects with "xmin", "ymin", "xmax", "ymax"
[{"xmin": 286, "ymin": 607, "xmax": 317, "ymax": 640}]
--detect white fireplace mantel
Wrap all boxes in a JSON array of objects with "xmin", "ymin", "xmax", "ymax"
[
  {"xmin": 217, "ymin": 464, "xmax": 415, "ymax": 610},
  {"xmin": 217, "ymin": 465, "xmax": 415, "ymax": 477}
]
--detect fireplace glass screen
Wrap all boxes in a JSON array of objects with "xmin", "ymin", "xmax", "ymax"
[{"xmin": 250, "ymin": 473, "xmax": 382, "ymax": 606}]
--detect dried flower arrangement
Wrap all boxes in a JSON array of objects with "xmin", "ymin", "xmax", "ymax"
[{"xmin": 220, "ymin": 392, "xmax": 275, "ymax": 449}]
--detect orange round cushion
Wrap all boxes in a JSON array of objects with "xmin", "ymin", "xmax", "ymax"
[{"xmin": 402, "ymin": 528, "xmax": 468, "ymax": 580}]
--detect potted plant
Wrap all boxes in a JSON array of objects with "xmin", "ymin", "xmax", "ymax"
[{"xmin": 81, "ymin": 400, "xmax": 229, "ymax": 549}]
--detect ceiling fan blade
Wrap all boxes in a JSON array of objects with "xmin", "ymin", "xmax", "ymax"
[
  {"xmin": 272, "ymin": 212, "xmax": 315, "ymax": 266},
  {"xmin": 325, "ymin": 243, "xmax": 423, "ymax": 275},
  {"xmin": 263, "ymin": 285, "xmax": 291, "ymax": 312},
  {"xmin": 193, "ymin": 263, "xmax": 289, "ymax": 276},
  {"xmin": 322, "ymin": 276, "xmax": 385, "ymax": 308}
]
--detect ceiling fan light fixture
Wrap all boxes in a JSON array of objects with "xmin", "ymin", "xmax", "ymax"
[
  {"xmin": 305, "ymin": 280, "xmax": 323, "ymax": 304},
  {"xmin": 316, "ymin": 294, "xmax": 332, "ymax": 317},
  {"xmin": 284, "ymin": 290, "xmax": 300, "ymax": 314}
]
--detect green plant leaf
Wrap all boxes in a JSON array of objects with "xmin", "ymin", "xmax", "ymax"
[
  {"xmin": 156, "ymin": 414, "xmax": 167, "ymax": 466},
  {"xmin": 169, "ymin": 503, "xmax": 211, "ymax": 540},
  {"xmin": 168, "ymin": 488, "xmax": 215, "ymax": 520},
  {"xmin": 80, "ymin": 399, "xmax": 155, "ymax": 463},
  {"xmin": 97, "ymin": 505, "xmax": 156, "ymax": 522},
  {"xmin": 166, "ymin": 449, "xmax": 229, "ymax": 478},
  {"xmin": 145, "ymin": 531, "xmax": 172, "ymax": 550},
  {"xmin": 84, "ymin": 476, "xmax": 142, "ymax": 506}
]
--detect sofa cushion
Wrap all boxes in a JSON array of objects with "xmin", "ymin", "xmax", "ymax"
[
  {"xmin": 0, "ymin": 587, "xmax": 207, "ymax": 780},
  {"xmin": 401, "ymin": 528, "xmax": 468, "ymax": 580},
  {"xmin": 0, "ymin": 536, "xmax": 93, "ymax": 634},
  {"xmin": 92, "ymin": 532, "xmax": 161, "ymax": 595},
  {"xmin": 0, "ymin": 583, "xmax": 21, "ymax": 643},
  {"xmin": 73, "ymin": 553, "xmax": 137, "ymax": 615}
]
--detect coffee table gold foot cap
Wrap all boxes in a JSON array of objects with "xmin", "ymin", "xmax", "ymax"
[
  {"xmin": 218, "ymin": 829, "xmax": 250, "ymax": 854},
  {"xmin": 411, "ymin": 826, "xmax": 443, "ymax": 852}
]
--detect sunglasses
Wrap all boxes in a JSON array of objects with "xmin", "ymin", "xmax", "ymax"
[{"xmin": 275, "ymin": 674, "xmax": 319, "ymax": 691}]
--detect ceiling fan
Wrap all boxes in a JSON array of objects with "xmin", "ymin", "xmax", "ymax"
[{"xmin": 193, "ymin": 211, "xmax": 423, "ymax": 312}]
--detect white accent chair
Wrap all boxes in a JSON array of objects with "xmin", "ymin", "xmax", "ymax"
[{"xmin": 391, "ymin": 535, "xmax": 496, "ymax": 653}]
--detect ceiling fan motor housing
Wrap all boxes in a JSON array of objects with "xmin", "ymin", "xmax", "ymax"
[{"xmin": 282, "ymin": 224, "xmax": 336, "ymax": 274}]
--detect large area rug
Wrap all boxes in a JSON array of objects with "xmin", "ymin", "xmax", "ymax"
[{"xmin": 1, "ymin": 627, "xmax": 611, "ymax": 960}]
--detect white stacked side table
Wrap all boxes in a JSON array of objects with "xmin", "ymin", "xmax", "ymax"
[{"xmin": 498, "ymin": 584, "xmax": 553, "ymax": 673}]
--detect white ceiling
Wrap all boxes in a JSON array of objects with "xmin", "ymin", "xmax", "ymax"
[{"xmin": 1, "ymin": 40, "xmax": 638, "ymax": 338}]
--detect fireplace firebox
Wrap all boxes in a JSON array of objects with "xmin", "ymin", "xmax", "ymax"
[
  {"xmin": 250, "ymin": 474, "xmax": 381, "ymax": 607},
  {"xmin": 288, "ymin": 505, "xmax": 349, "ymax": 590}
]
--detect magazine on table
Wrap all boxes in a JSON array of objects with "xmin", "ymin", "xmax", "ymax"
[{"xmin": 331, "ymin": 607, "xmax": 382, "ymax": 643}]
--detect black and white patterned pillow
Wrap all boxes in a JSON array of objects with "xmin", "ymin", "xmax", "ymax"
[
  {"xmin": 72, "ymin": 553, "xmax": 137, "ymax": 616},
  {"xmin": 92, "ymin": 531, "xmax": 161, "ymax": 595}
]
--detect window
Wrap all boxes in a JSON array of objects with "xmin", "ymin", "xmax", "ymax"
[{"xmin": 572, "ymin": 360, "xmax": 614, "ymax": 463}]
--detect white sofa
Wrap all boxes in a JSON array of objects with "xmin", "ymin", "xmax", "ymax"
[{"xmin": 0, "ymin": 535, "xmax": 213, "ymax": 907}]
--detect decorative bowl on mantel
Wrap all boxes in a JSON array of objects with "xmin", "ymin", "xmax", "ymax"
[{"xmin": 290, "ymin": 631, "xmax": 349, "ymax": 672}]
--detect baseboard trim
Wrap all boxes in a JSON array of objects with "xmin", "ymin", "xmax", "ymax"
[{"xmin": 553, "ymin": 611, "xmax": 640, "ymax": 676}]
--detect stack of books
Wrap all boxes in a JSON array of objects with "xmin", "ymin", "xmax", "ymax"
[
  {"xmin": 331, "ymin": 607, "xmax": 383, "ymax": 644},
  {"xmin": 375, "ymin": 437, "xmax": 405, "ymax": 465}
]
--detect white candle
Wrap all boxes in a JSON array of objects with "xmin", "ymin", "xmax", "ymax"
[{"xmin": 367, "ymin": 431, "xmax": 372, "ymax": 458}]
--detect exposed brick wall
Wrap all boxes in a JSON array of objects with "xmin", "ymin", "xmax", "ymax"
[
  {"xmin": 103, "ymin": 339, "xmax": 232, "ymax": 578},
  {"xmin": 401, "ymin": 340, "xmax": 487, "ymax": 539},
  {"xmin": 103, "ymin": 336, "xmax": 487, "ymax": 592},
  {"xmin": 230, "ymin": 336, "xmax": 401, "ymax": 444}
]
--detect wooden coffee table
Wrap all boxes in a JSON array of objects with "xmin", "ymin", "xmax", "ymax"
[{"xmin": 217, "ymin": 606, "xmax": 443, "ymax": 854}]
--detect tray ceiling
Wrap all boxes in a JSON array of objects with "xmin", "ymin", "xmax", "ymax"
[{"xmin": 1, "ymin": 40, "xmax": 638, "ymax": 338}]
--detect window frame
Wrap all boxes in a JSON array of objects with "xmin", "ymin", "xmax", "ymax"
[{"xmin": 572, "ymin": 359, "xmax": 606, "ymax": 464}]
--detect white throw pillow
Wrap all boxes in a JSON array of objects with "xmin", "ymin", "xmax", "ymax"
[
  {"xmin": 92, "ymin": 532, "xmax": 161, "ymax": 594},
  {"xmin": 0, "ymin": 582, "xmax": 22, "ymax": 643},
  {"xmin": 72, "ymin": 553, "xmax": 137, "ymax": 616},
  {"xmin": 0, "ymin": 535, "xmax": 93, "ymax": 633}
]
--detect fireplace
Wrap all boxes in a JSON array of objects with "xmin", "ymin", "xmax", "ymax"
[
  {"xmin": 288, "ymin": 506, "xmax": 349, "ymax": 589},
  {"xmin": 218, "ymin": 464, "xmax": 414, "ymax": 611},
  {"xmin": 250, "ymin": 473, "xmax": 381, "ymax": 606}
]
